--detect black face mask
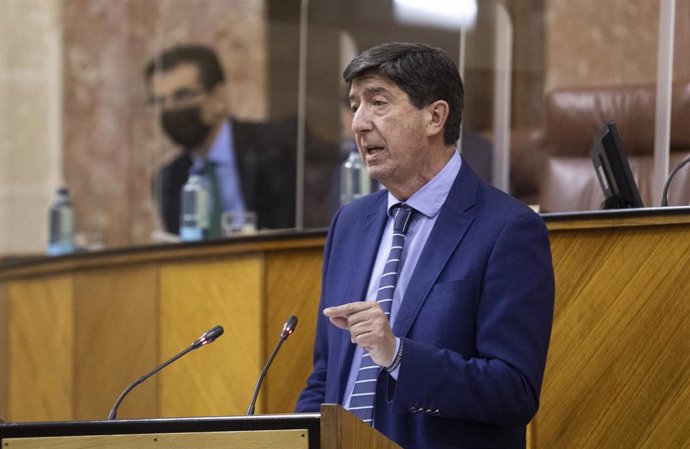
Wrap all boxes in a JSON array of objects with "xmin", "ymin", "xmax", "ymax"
[{"xmin": 161, "ymin": 106, "xmax": 212, "ymax": 149}]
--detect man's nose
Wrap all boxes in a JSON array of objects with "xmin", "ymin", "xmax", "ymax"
[{"xmin": 351, "ymin": 107, "xmax": 373, "ymax": 134}]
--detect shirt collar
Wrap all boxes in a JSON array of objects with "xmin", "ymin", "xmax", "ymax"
[{"xmin": 386, "ymin": 150, "xmax": 462, "ymax": 218}]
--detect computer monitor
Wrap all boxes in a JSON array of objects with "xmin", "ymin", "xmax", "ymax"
[{"xmin": 590, "ymin": 121, "xmax": 644, "ymax": 209}]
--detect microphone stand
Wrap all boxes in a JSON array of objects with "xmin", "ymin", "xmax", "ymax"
[
  {"xmin": 108, "ymin": 325, "xmax": 223, "ymax": 420},
  {"xmin": 108, "ymin": 346, "xmax": 194, "ymax": 420},
  {"xmin": 247, "ymin": 316, "xmax": 298, "ymax": 415}
]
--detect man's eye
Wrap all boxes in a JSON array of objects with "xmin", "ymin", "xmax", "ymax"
[
  {"xmin": 350, "ymin": 104, "xmax": 359, "ymax": 113},
  {"xmin": 373, "ymin": 100, "xmax": 386, "ymax": 107}
]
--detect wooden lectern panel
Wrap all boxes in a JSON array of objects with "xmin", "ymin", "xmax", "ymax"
[
  {"xmin": 159, "ymin": 256, "xmax": 264, "ymax": 417},
  {"xmin": 0, "ymin": 406, "xmax": 403, "ymax": 449},
  {"xmin": 320, "ymin": 404, "xmax": 402, "ymax": 449},
  {"xmin": 7, "ymin": 276, "xmax": 74, "ymax": 421},
  {"xmin": 73, "ymin": 266, "xmax": 159, "ymax": 420},
  {"xmin": 535, "ymin": 219, "xmax": 690, "ymax": 448},
  {"xmin": 264, "ymin": 248, "xmax": 323, "ymax": 413},
  {"xmin": 3, "ymin": 429, "xmax": 309, "ymax": 449}
]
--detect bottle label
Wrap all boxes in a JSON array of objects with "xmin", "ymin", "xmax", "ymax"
[
  {"xmin": 48, "ymin": 242, "xmax": 75, "ymax": 256},
  {"xmin": 180, "ymin": 175, "xmax": 211, "ymax": 241},
  {"xmin": 180, "ymin": 226, "xmax": 206, "ymax": 242}
]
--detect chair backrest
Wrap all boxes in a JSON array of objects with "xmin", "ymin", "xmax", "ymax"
[{"xmin": 538, "ymin": 81, "xmax": 690, "ymax": 211}]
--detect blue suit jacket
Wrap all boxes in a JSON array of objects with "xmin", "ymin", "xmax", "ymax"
[{"xmin": 296, "ymin": 160, "xmax": 554, "ymax": 449}]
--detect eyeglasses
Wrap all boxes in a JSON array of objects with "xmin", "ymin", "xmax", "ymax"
[{"xmin": 148, "ymin": 87, "xmax": 207, "ymax": 109}]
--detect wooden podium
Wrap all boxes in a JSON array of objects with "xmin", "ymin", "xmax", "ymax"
[{"xmin": 0, "ymin": 404, "xmax": 401, "ymax": 449}]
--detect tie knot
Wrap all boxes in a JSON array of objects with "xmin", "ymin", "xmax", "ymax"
[{"xmin": 393, "ymin": 204, "xmax": 414, "ymax": 234}]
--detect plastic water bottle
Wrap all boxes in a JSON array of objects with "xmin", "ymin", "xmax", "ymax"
[
  {"xmin": 340, "ymin": 147, "xmax": 371, "ymax": 206},
  {"xmin": 179, "ymin": 169, "xmax": 211, "ymax": 241},
  {"xmin": 47, "ymin": 187, "xmax": 75, "ymax": 256}
]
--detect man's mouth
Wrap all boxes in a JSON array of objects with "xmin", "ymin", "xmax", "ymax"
[{"xmin": 363, "ymin": 145, "xmax": 384, "ymax": 155}]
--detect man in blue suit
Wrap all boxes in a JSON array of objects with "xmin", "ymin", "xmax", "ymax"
[{"xmin": 296, "ymin": 42, "xmax": 554, "ymax": 449}]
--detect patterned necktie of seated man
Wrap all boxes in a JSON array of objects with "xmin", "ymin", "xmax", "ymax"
[{"xmin": 347, "ymin": 204, "xmax": 414, "ymax": 424}]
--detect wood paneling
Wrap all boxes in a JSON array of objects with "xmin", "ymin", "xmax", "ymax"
[
  {"xmin": 3, "ymin": 429, "xmax": 309, "ymax": 449},
  {"xmin": 320, "ymin": 404, "xmax": 402, "ymax": 449},
  {"xmin": 8, "ymin": 276, "xmax": 74, "ymax": 421},
  {"xmin": 0, "ymin": 284, "xmax": 8, "ymax": 419},
  {"xmin": 73, "ymin": 266, "xmax": 159, "ymax": 420},
  {"xmin": 534, "ymin": 221, "xmax": 690, "ymax": 448},
  {"xmin": 1, "ymin": 218, "xmax": 688, "ymax": 448},
  {"xmin": 159, "ymin": 256, "xmax": 264, "ymax": 417},
  {"xmin": 0, "ymin": 234, "xmax": 326, "ymax": 423},
  {"xmin": 264, "ymin": 248, "xmax": 323, "ymax": 413}
]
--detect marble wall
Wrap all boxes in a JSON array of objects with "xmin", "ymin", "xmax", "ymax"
[
  {"xmin": 545, "ymin": 0, "xmax": 690, "ymax": 90},
  {"xmin": 0, "ymin": 0, "xmax": 62, "ymax": 255}
]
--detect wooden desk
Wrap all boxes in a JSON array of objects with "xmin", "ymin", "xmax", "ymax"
[
  {"xmin": 0, "ymin": 231, "xmax": 326, "ymax": 421},
  {"xmin": 1, "ymin": 209, "xmax": 689, "ymax": 448},
  {"xmin": 535, "ymin": 208, "xmax": 690, "ymax": 448}
]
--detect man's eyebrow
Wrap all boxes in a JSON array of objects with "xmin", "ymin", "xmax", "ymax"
[
  {"xmin": 364, "ymin": 86, "xmax": 389, "ymax": 95},
  {"xmin": 349, "ymin": 86, "xmax": 390, "ymax": 102}
]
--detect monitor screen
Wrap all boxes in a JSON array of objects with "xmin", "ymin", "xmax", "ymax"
[{"xmin": 590, "ymin": 121, "xmax": 644, "ymax": 209}]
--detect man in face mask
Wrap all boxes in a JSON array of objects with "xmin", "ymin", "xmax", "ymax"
[{"xmin": 146, "ymin": 44, "xmax": 297, "ymax": 235}]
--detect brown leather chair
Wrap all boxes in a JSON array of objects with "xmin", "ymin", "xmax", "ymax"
[{"xmin": 535, "ymin": 81, "xmax": 690, "ymax": 212}]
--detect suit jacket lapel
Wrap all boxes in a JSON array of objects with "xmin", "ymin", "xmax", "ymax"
[{"xmin": 393, "ymin": 161, "xmax": 480, "ymax": 337}]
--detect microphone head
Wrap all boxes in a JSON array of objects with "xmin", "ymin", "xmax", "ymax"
[
  {"xmin": 281, "ymin": 315, "xmax": 298, "ymax": 339},
  {"xmin": 195, "ymin": 325, "xmax": 224, "ymax": 347}
]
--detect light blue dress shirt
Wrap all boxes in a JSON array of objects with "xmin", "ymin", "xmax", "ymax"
[
  {"xmin": 190, "ymin": 121, "xmax": 246, "ymax": 215},
  {"xmin": 343, "ymin": 150, "xmax": 462, "ymax": 408}
]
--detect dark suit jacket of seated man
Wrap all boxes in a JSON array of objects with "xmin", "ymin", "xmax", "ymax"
[{"xmin": 296, "ymin": 42, "xmax": 555, "ymax": 449}]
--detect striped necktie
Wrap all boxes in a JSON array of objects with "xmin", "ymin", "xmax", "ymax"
[{"xmin": 347, "ymin": 204, "xmax": 414, "ymax": 424}]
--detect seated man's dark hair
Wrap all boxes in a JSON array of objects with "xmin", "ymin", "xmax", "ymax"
[{"xmin": 145, "ymin": 44, "xmax": 225, "ymax": 92}]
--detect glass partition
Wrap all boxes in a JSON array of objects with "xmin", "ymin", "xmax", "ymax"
[
  {"xmin": 667, "ymin": 0, "xmax": 690, "ymax": 207},
  {"xmin": 1, "ymin": 0, "xmax": 689, "ymax": 259},
  {"xmin": 299, "ymin": 0, "xmax": 506, "ymax": 220}
]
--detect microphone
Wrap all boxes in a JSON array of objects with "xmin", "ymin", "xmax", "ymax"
[
  {"xmin": 246, "ymin": 315, "xmax": 298, "ymax": 415},
  {"xmin": 107, "ymin": 325, "xmax": 224, "ymax": 420},
  {"xmin": 661, "ymin": 155, "xmax": 690, "ymax": 206}
]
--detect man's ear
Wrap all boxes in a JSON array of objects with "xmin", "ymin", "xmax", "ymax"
[{"xmin": 426, "ymin": 100, "xmax": 449, "ymax": 138}]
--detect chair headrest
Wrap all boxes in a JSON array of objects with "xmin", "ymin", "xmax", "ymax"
[{"xmin": 544, "ymin": 81, "xmax": 690, "ymax": 156}]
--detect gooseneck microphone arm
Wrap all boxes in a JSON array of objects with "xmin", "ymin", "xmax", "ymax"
[
  {"xmin": 247, "ymin": 316, "xmax": 298, "ymax": 415},
  {"xmin": 107, "ymin": 325, "xmax": 224, "ymax": 420},
  {"xmin": 661, "ymin": 155, "xmax": 690, "ymax": 206}
]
